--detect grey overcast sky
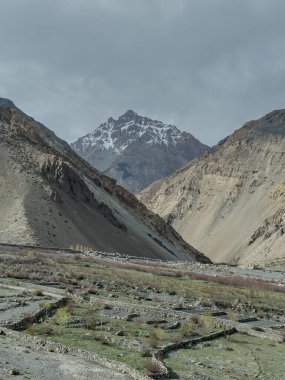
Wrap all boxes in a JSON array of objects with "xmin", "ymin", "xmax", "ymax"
[{"xmin": 1, "ymin": 0, "xmax": 285, "ymax": 146}]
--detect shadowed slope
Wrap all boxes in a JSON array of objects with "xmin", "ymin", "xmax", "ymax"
[{"xmin": 0, "ymin": 98, "xmax": 209, "ymax": 262}]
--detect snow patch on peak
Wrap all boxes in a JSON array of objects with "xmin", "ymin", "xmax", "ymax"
[
  {"xmin": 72, "ymin": 111, "xmax": 194, "ymax": 155},
  {"xmin": 78, "ymin": 119, "xmax": 116, "ymax": 151}
]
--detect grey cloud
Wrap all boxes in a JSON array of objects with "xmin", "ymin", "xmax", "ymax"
[{"xmin": 1, "ymin": 0, "xmax": 285, "ymax": 145}]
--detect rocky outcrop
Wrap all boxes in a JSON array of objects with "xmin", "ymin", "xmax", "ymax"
[
  {"xmin": 41, "ymin": 157, "xmax": 95, "ymax": 204},
  {"xmin": 71, "ymin": 110, "xmax": 208, "ymax": 193},
  {"xmin": 248, "ymin": 208, "xmax": 285, "ymax": 245}
]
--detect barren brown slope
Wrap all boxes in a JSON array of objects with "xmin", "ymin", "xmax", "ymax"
[
  {"xmin": 139, "ymin": 109, "xmax": 285, "ymax": 265},
  {"xmin": 0, "ymin": 98, "xmax": 209, "ymax": 262}
]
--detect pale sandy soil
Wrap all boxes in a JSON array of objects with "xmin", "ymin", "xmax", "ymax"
[{"xmin": 0, "ymin": 330, "xmax": 132, "ymax": 380}]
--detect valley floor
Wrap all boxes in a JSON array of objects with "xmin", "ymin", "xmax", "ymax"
[{"xmin": 0, "ymin": 244, "xmax": 284, "ymax": 379}]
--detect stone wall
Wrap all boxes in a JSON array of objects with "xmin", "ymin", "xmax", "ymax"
[
  {"xmin": 2, "ymin": 297, "xmax": 68, "ymax": 330},
  {"xmin": 104, "ymin": 299, "xmax": 284, "ymax": 342}
]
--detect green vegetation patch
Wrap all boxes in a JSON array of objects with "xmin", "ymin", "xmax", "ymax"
[
  {"xmin": 27, "ymin": 302, "xmax": 218, "ymax": 375},
  {"xmin": 164, "ymin": 333, "xmax": 285, "ymax": 380}
]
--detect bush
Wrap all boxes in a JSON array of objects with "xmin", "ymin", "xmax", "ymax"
[
  {"xmin": 227, "ymin": 311, "xmax": 239, "ymax": 321},
  {"xmin": 54, "ymin": 308, "xmax": 71, "ymax": 326},
  {"xmin": 92, "ymin": 333, "xmax": 109, "ymax": 345},
  {"xmin": 199, "ymin": 314, "xmax": 214, "ymax": 330},
  {"xmin": 66, "ymin": 299, "xmax": 76, "ymax": 315},
  {"xmin": 43, "ymin": 302, "xmax": 53, "ymax": 316},
  {"xmin": 40, "ymin": 323, "xmax": 54, "ymax": 336},
  {"xmin": 141, "ymin": 347, "xmax": 152, "ymax": 357},
  {"xmin": 65, "ymin": 286, "xmax": 75, "ymax": 294},
  {"xmin": 191, "ymin": 315, "xmax": 199, "ymax": 325},
  {"xmin": 83, "ymin": 314, "xmax": 98, "ymax": 330},
  {"xmin": 26, "ymin": 251, "xmax": 35, "ymax": 259},
  {"xmin": 92, "ymin": 299, "xmax": 106, "ymax": 310},
  {"xmin": 34, "ymin": 289, "xmax": 44, "ymax": 297},
  {"xmin": 180, "ymin": 322, "xmax": 194, "ymax": 337},
  {"xmin": 149, "ymin": 328, "xmax": 164, "ymax": 348},
  {"xmin": 145, "ymin": 357, "xmax": 165, "ymax": 376},
  {"xmin": 86, "ymin": 287, "xmax": 97, "ymax": 295}
]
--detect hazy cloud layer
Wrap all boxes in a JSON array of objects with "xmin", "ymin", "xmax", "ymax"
[{"xmin": 1, "ymin": 0, "xmax": 285, "ymax": 145}]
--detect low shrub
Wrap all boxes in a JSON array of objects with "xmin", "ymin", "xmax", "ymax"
[
  {"xmin": 148, "ymin": 328, "xmax": 164, "ymax": 348},
  {"xmin": 145, "ymin": 357, "xmax": 165, "ymax": 376}
]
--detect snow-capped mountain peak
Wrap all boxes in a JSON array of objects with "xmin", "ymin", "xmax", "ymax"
[
  {"xmin": 71, "ymin": 111, "xmax": 208, "ymax": 193},
  {"xmin": 74, "ymin": 110, "xmax": 191, "ymax": 155}
]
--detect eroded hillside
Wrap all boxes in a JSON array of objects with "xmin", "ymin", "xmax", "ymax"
[
  {"xmin": 140, "ymin": 110, "xmax": 285, "ymax": 265},
  {"xmin": 0, "ymin": 98, "xmax": 208, "ymax": 262}
]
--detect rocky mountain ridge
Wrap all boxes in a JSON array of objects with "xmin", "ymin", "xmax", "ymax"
[
  {"xmin": 71, "ymin": 110, "xmax": 208, "ymax": 193},
  {"xmin": 0, "ymin": 98, "xmax": 209, "ymax": 262},
  {"xmin": 139, "ymin": 109, "xmax": 285, "ymax": 265}
]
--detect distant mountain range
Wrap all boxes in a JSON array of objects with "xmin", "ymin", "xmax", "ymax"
[
  {"xmin": 0, "ymin": 98, "xmax": 209, "ymax": 262},
  {"xmin": 71, "ymin": 110, "xmax": 208, "ymax": 193},
  {"xmin": 139, "ymin": 109, "xmax": 285, "ymax": 265}
]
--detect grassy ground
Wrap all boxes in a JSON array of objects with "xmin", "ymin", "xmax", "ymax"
[
  {"xmin": 165, "ymin": 334, "xmax": 285, "ymax": 380},
  {"xmin": 164, "ymin": 333, "xmax": 285, "ymax": 379},
  {"xmin": 28, "ymin": 302, "xmax": 215, "ymax": 374},
  {"xmin": 2, "ymin": 248, "xmax": 285, "ymax": 312},
  {"xmin": 1, "ymin": 247, "xmax": 285, "ymax": 377}
]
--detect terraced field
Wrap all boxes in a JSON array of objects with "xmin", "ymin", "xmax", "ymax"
[{"xmin": 0, "ymin": 244, "xmax": 284, "ymax": 379}]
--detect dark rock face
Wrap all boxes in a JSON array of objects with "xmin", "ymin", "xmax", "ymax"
[
  {"xmin": 71, "ymin": 110, "xmax": 208, "ymax": 193},
  {"xmin": 0, "ymin": 98, "xmax": 15, "ymax": 108}
]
